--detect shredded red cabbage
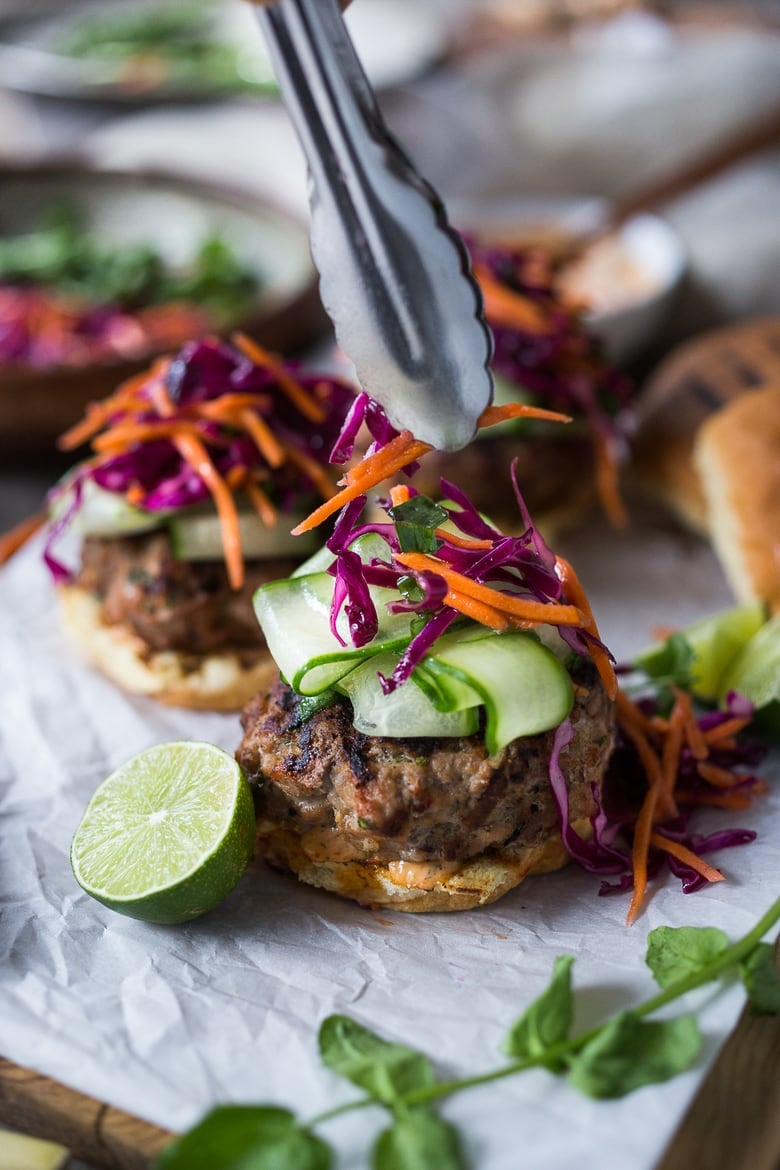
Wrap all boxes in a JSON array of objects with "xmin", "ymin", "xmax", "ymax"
[
  {"xmin": 44, "ymin": 337, "xmax": 356, "ymax": 581},
  {"xmin": 0, "ymin": 284, "xmax": 208, "ymax": 367},
  {"xmin": 319, "ymin": 456, "xmax": 609, "ymax": 691},
  {"xmin": 464, "ymin": 236, "xmax": 633, "ymax": 440},
  {"xmin": 556, "ymin": 688, "xmax": 769, "ymax": 900}
]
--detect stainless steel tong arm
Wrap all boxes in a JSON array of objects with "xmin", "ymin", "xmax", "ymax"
[{"xmin": 252, "ymin": 0, "xmax": 494, "ymax": 451}]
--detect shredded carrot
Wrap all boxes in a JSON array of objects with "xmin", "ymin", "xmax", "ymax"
[
  {"xmin": 143, "ymin": 359, "xmax": 174, "ymax": 417},
  {"xmin": 478, "ymin": 401, "xmax": 571, "ymax": 428},
  {"xmin": 125, "ymin": 484, "xmax": 145, "ymax": 506},
  {"xmin": 292, "ymin": 433, "xmax": 431, "ymax": 535},
  {"xmin": 434, "ymin": 529, "xmax": 493, "ymax": 550},
  {"xmin": 57, "ymin": 368, "xmax": 157, "ymax": 449},
  {"xmin": 672, "ymin": 687, "xmax": 708, "ymax": 760},
  {"xmin": 696, "ymin": 761, "xmax": 748, "ymax": 790},
  {"xmin": 92, "ymin": 421, "xmax": 206, "ymax": 451},
  {"xmin": 343, "ymin": 431, "xmax": 431, "ymax": 488},
  {"xmin": 389, "ymin": 485, "xmax": 411, "ymax": 507},
  {"xmin": 677, "ymin": 791, "xmax": 755, "ymax": 811},
  {"xmin": 173, "ymin": 434, "xmax": 243, "ymax": 589},
  {"xmin": 649, "ymin": 834, "xmax": 725, "ymax": 884},
  {"xmin": 0, "ymin": 512, "xmax": 46, "ymax": 566},
  {"xmin": 236, "ymin": 409, "xmax": 285, "ymax": 469},
  {"xmin": 616, "ymin": 694, "xmax": 665, "ymax": 801},
  {"xmin": 194, "ymin": 392, "xmax": 273, "ymax": 418},
  {"xmin": 232, "ymin": 333, "xmax": 326, "ymax": 424},
  {"xmin": 593, "ymin": 430, "xmax": 628, "ymax": 530},
  {"xmin": 442, "ymin": 588, "xmax": 510, "ymax": 631},
  {"xmin": 473, "ymin": 265, "xmax": 552, "ymax": 334},
  {"xmin": 225, "ymin": 465, "xmax": 247, "ymax": 491},
  {"xmin": 703, "ymin": 716, "xmax": 753, "ymax": 744},
  {"xmin": 282, "ymin": 442, "xmax": 339, "ymax": 503},
  {"xmin": 396, "ymin": 551, "xmax": 585, "ymax": 627},
  {"xmin": 555, "ymin": 556, "xmax": 617, "ymax": 699},
  {"xmin": 626, "ymin": 783, "xmax": 661, "ymax": 927},
  {"xmin": 291, "ymin": 394, "xmax": 574, "ymax": 539},
  {"xmin": 658, "ymin": 701, "xmax": 684, "ymax": 821},
  {"xmin": 244, "ymin": 478, "xmax": 277, "ymax": 528},
  {"xmin": 617, "ymin": 695, "xmax": 662, "ymax": 739},
  {"xmin": 616, "ymin": 682, "xmax": 766, "ymax": 924}
]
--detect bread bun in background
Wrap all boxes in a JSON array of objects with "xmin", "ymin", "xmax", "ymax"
[
  {"xmin": 694, "ymin": 383, "xmax": 780, "ymax": 615},
  {"xmin": 631, "ymin": 316, "xmax": 780, "ymax": 532}
]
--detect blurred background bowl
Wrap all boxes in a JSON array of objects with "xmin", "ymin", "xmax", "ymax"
[
  {"xmin": 448, "ymin": 193, "xmax": 687, "ymax": 366},
  {"xmin": 0, "ymin": 161, "xmax": 323, "ymax": 455},
  {"xmin": 0, "ymin": 0, "xmax": 453, "ymax": 104}
]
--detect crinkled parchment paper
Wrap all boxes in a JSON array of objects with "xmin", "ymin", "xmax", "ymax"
[{"xmin": 1, "ymin": 514, "xmax": 778, "ymax": 1170}]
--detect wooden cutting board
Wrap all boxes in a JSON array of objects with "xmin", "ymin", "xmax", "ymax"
[
  {"xmin": 0, "ymin": 1058, "xmax": 171, "ymax": 1170},
  {"xmin": 653, "ymin": 937, "xmax": 780, "ymax": 1170}
]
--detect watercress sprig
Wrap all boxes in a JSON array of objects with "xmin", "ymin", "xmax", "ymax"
[{"xmin": 153, "ymin": 896, "xmax": 780, "ymax": 1170}]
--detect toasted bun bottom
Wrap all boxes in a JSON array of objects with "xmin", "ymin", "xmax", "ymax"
[
  {"xmin": 258, "ymin": 819, "xmax": 593, "ymax": 913},
  {"xmin": 58, "ymin": 585, "xmax": 277, "ymax": 711}
]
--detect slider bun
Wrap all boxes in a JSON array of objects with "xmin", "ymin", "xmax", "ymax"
[
  {"xmin": 259, "ymin": 819, "xmax": 593, "ymax": 913},
  {"xmin": 694, "ymin": 383, "xmax": 780, "ymax": 614},
  {"xmin": 631, "ymin": 316, "xmax": 780, "ymax": 532},
  {"xmin": 58, "ymin": 585, "xmax": 278, "ymax": 711}
]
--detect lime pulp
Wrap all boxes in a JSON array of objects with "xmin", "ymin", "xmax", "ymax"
[{"xmin": 71, "ymin": 741, "xmax": 256, "ymax": 924}]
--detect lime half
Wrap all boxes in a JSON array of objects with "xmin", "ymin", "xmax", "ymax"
[
  {"xmin": 718, "ymin": 613, "xmax": 780, "ymax": 710},
  {"xmin": 634, "ymin": 603, "xmax": 765, "ymax": 701},
  {"xmin": 71, "ymin": 741, "xmax": 256, "ymax": 924}
]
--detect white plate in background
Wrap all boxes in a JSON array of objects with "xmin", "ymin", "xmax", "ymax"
[{"xmin": 0, "ymin": 0, "xmax": 453, "ymax": 103}]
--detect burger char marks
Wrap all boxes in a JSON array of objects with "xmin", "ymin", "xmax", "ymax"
[
  {"xmin": 237, "ymin": 660, "xmax": 615, "ymax": 866},
  {"xmin": 76, "ymin": 531, "xmax": 298, "ymax": 656}
]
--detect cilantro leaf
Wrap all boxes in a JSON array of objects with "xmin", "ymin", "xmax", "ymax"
[
  {"xmin": 373, "ymin": 1112, "xmax": 467, "ymax": 1170},
  {"xmin": 153, "ymin": 1106, "xmax": 331, "ymax": 1170},
  {"xmin": 319, "ymin": 1016, "xmax": 435, "ymax": 1106},
  {"xmin": 388, "ymin": 496, "xmax": 448, "ymax": 555},
  {"xmin": 739, "ymin": 943, "xmax": 780, "ymax": 1015},
  {"xmin": 502, "ymin": 955, "xmax": 574, "ymax": 1067},
  {"xmin": 568, "ymin": 1012, "xmax": 701, "ymax": 1099},
  {"xmin": 645, "ymin": 926, "xmax": 730, "ymax": 989}
]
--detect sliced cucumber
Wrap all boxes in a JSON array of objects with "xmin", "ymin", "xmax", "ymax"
[
  {"xmin": 255, "ymin": 527, "xmax": 575, "ymax": 747},
  {"xmin": 412, "ymin": 658, "xmax": 482, "ymax": 713},
  {"xmin": 291, "ymin": 544, "xmax": 336, "ymax": 578},
  {"xmin": 338, "ymin": 652, "xmax": 480, "ymax": 739},
  {"xmin": 291, "ymin": 531, "xmax": 393, "ymax": 579},
  {"xmin": 531, "ymin": 623, "xmax": 577, "ymax": 665},
  {"xmin": 425, "ymin": 630, "xmax": 574, "ymax": 754},
  {"xmin": 253, "ymin": 571, "xmax": 415, "ymax": 695},
  {"xmin": 53, "ymin": 480, "xmax": 164, "ymax": 538},
  {"xmin": 168, "ymin": 508, "xmax": 317, "ymax": 562}
]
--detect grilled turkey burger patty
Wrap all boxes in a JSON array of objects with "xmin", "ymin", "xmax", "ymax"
[
  {"xmin": 76, "ymin": 531, "xmax": 297, "ymax": 656},
  {"xmin": 58, "ymin": 529, "xmax": 302, "ymax": 710},
  {"xmin": 236, "ymin": 658, "xmax": 615, "ymax": 911}
]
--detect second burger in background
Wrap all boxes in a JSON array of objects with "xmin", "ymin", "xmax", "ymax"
[
  {"xmin": 44, "ymin": 335, "xmax": 355, "ymax": 709},
  {"xmin": 410, "ymin": 235, "xmax": 634, "ymax": 536}
]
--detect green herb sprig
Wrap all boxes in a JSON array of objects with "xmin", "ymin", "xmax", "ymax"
[{"xmin": 154, "ymin": 897, "xmax": 780, "ymax": 1170}]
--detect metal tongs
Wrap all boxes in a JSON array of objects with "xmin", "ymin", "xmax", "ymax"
[{"xmin": 251, "ymin": 0, "xmax": 493, "ymax": 451}]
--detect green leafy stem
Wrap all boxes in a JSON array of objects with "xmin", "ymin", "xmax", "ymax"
[{"xmin": 154, "ymin": 896, "xmax": 780, "ymax": 1170}]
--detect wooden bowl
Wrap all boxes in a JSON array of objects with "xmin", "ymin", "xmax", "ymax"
[{"xmin": 0, "ymin": 161, "xmax": 325, "ymax": 456}]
